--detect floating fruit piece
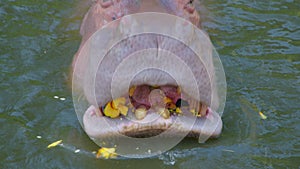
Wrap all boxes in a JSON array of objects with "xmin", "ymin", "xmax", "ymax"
[
  {"xmin": 96, "ymin": 147, "xmax": 117, "ymax": 159},
  {"xmin": 135, "ymin": 107, "xmax": 147, "ymax": 120},
  {"xmin": 259, "ymin": 111, "xmax": 267, "ymax": 120},
  {"xmin": 47, "ymin": 140, "xmax": 62, "ymax": 149}
]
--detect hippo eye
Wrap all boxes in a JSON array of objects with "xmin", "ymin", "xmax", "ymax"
[
  {"xmin": 112, "ymin": 16, "xmax": 116, "ymax": 20},
  {"xmin": 184, "ymin": 0, "xmax": 195, "ymax": 13}
]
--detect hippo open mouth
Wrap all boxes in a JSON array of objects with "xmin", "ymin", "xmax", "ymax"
[
  {"xmin": 83, "ymin": 82, "xmax": 222, "ymax": 140},
  {"xmin": 79, "ymin": 33, "xmax": 223, "ymax": 141},
  {"xmin": 72, "ymin": 0, "xmax": 225, "ymax": 145}
]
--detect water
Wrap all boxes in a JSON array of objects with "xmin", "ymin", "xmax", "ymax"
[{"xmin": 1, "ymin": 0, "xmax": 299, "ymax": 168}]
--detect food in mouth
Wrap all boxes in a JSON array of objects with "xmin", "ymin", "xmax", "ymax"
[
  {"xmin": 101, "ymin": 85, "xmax": 208, "ymax": 120},
  {"xmin": 83, "ymin": 84, "xmax": 222, "ymax": 139}
]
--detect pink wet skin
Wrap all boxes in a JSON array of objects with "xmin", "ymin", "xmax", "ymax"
[
  {"xmin": 73, "ymin": 0, "xmax": 223, "ymax": 139},
  {"xmin": 71, "ymin": 0, "xmax": 200, "ymax": 70}
]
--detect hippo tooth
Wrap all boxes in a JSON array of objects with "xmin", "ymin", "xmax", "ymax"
[
  {"xmin": 134, "ymin": 106, "xmax": 147, "ymax": 120},
  {"xmin": 199, "ymin": 103, "xmax": 208, "ymax": 117},
  {"xmin": 157, "ymin": 108, "xmax": 170, "ymax": 119}
]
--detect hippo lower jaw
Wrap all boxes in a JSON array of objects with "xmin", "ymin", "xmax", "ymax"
[{"xmin": 83, "ymin": 101, "xmax": 222, "ymax": 140}]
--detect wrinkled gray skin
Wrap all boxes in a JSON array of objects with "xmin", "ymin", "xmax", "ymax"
[{"xmin": 72, "ymin": 0, "xmax": 222, "ymax": 141}]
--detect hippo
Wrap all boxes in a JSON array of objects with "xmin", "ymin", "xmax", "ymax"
[{"xmin": 71, "ymin": 0, "xmax": 224, "ymax": 149}]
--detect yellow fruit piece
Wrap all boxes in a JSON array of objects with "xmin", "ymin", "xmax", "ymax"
[
  {"xmin": 114, "ymin": 97, "xmax": 128, "ymax": 116},
  {"xmin": 47, "ymin": 140, "xmax": 62, "ymax": 149},
  {"xmin": 113, "ymin": 97, "xmax": 126, "ymax": 106},
  {"xmin": 259, "ymin": 111, "xmax": 267, "ymax": 120},
  {"xmin": 129, "ymin": 86, "xmax": 136, "ymax": 97},
  {"xmin": 190, "ymin": 108, "xmax": 202, "ymax": 117},
  {"xmin": 190, "ymin": 109, "xmax": 196, "ymax": 115},
  {"xmin": 96, "ymin": 147, "xmax": 117, "ymax": 159},
  {"xmin": 168, "ymin": 103, "xmax": 176, "ymax": 110},
  {"xmin": 164, "ymin": 97, "xmax": 176, "ymax": 110},
  {"xmin": 104, "ymin": 97, "xmax": 129, "ymax": 118},
  {"xmin": 163, "ymin": 97, "xmax": 173, "ymax": 104},
  {"xmin": 104, "ymin": 102, "xmax": 120, "ymax": 118},
  {"xmin": 177, "ymin": 86, "xmax": 181, "ymax": 94},
  {"xmin": 118, "ymin": 105, "xmax": 128, "ymax": 116},
  {"xmin": 175, "ymin": 107, "xmax": 182, "ymax": 114}
]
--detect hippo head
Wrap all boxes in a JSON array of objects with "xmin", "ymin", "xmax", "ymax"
[{"xmin": 72, "ymin": 0, "xmax": 226, "ymax": 156}]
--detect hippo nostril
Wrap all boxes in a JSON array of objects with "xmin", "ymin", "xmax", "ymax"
[{"xmin": 100, "ymin": 0, "xmax": 113, "ymax": 8}]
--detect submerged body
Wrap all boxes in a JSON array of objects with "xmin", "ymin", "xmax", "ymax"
[{"xmin": 72, "ymin": 0, "xmax": 223, "ymax": 141}]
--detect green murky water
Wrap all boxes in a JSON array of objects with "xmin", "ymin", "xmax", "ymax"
[{"xmin": 1, "ymin": 0, "xmax": 299, "ymax": 168}]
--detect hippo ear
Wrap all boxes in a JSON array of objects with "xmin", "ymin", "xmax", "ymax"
[
  {"xmin": 184, "ymin": 0, "xmax": 195, "ymax": 14},
  {"xmin": 80, "ymin": 2, "xmax": 107, "ymax": 40}
]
